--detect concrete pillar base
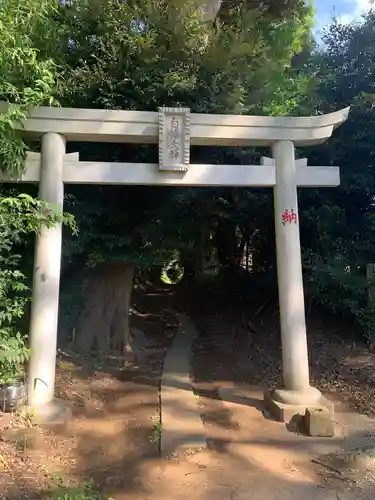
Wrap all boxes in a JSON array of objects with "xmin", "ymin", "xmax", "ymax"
[
  {"xmin": 30, "ymin": 398, "xmax": 72, "ymax": 429},
  {"xmin": 264, "ymin": 389, "xmax": 334, "ymax": 423},
  {"xmin": 273, "ymin": 386, "xmax": 321, "ymax": 405}
]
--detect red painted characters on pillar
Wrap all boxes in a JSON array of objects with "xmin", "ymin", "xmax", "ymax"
[{"xmin": 281, "ymin": 208, "xmax": 297, "ymax": 225}]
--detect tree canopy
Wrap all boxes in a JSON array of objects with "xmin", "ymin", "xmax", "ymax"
[
  {"xmin": 2, "ymin": 0, "xmax": 375, "ymax": 352},
  {"xmin": 0, "ymin": 0, "xmax": 60, "ymax": 174}
]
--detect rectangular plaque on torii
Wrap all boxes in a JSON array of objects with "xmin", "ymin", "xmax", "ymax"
[{"xmin": 158, "ymin": 107, "xmax": 191, "ymax": 172}]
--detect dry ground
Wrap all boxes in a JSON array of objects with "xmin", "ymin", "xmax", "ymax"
[
  {"xmin": 0, "ymin": 288, "xmax": 176, "ymax": 500},
  {"xmin": 191, "ymin": 309, "xmax": 375, "ymax": 417},
  {"xmin": 1, "ymin": 285, "xmax": 375, "ymax": 499},
  {"xmin": 186, "ymin": 286, "xmax": 375, "ymax": 418}
]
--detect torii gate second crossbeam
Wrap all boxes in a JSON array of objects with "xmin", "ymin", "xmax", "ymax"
[{"xmin": 5, "ymin": 151, "xmax": 339, "ymax": 188}]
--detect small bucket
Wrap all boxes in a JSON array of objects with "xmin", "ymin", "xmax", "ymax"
[{"xmin": 0, "ymin": 383, "xmax": 26, "ymax": 412}]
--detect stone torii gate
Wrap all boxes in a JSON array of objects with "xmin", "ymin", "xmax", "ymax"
[{"xmin": 3, "ymin": 105, "xmax": 349, "ymax": 421}]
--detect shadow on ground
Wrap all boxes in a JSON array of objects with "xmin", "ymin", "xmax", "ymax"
[
  {"xmin": 3, "ymin": 360, "xmax": 375, "ymax": 500},
  {"xmin": 2, "ymin": 286, "xmax": 375, "ymax": 499}
]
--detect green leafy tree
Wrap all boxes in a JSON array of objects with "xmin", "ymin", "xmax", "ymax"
[
  {"xmin": 55, "ymin": 0, "xmax": 314, "ymax": 267},
  {"xmin": 57, "ymin": 0, "xmax": 313, "ymax": 114},
  {"xmin": 298, "ymin": 12, "xmax": 375, "ymax": 340},
  {"xmin": 44, "ymin": 0, "xmax": 316, "ymax": 353},
  {"xmin": 0, "ymin": 0, "xmax": 60, "ymax": 175},
  {"xmin": 0, "ymin": 0, "xmax": 74, "ymax": 383},
  {"xmin": 0, "ymin": 194, "xmax": 75, "ymax": 384}
]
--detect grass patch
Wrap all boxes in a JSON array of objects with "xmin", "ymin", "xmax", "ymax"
[
  {"xmin": 45, "ymin": 480, "xmax": 110, "ymax": 500},
  {"xmin": 150, "ymin": 421, "xmax": 162, "ymax": 445}
]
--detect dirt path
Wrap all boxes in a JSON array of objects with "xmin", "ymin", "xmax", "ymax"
[
  {"xmin": 188, "ymin": 301, "xmax": 375, "ymax": 500},
  {"xmin": 121, "ymin": 309, "xmax": 375, "ymax": 500},
  {"xmin": 0, "ymin": 350, "xmax": 163, "ymax": 499},
  {"xmin": 2, "ymin": 287, "xmax": 375, "ymax": 500},
  {"xmin": 0, "ymin": 289, "xmax": 176, "ymax": 499}
]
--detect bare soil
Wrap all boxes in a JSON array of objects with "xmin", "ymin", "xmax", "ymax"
[
  {"xmin": 0, "ymin": 287, "xmax": 176, "ymax": 500},
  {"xmin": 187, "ymin": 292, "xmax": 375, "ymax": 418},
  {"xmin": 1, "ymin": 284, "xmax": 375, "ymax": 499}
]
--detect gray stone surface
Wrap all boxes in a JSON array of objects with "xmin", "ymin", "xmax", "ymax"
[
  {"xmin": 264, "ymin": 390, "xmax": 335, "ymax": 423},
  {"xmin": 305, "ymin": 408, "xmax": 334, "ymax": 437},
  {"xmin": 160, "ymin": 312, "xmax": 206, "ymax": 457}
]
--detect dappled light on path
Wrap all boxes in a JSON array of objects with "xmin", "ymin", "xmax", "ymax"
[{"xmin": 2, "ymin": 288, "xmax": 375, "ymax": 499}]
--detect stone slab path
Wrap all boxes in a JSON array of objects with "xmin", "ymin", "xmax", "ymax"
[{"xmin": 160, "ymin": 312, "xmax": 206, "ymax": 457}]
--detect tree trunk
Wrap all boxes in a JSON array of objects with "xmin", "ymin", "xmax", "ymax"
[
  {"xmin": 75, "ymin": 261, "xmax": 135, "ymax": 362},
  {"xmin": 201, "ymin": 0, "xmax": 222, "ymax": 20}
]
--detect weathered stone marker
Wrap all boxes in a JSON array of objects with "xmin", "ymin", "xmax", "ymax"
[{"xmin": 304, "ymin": 408, "xmax": 335, "ymax": 437}]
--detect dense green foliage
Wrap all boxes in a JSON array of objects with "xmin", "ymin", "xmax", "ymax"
[
  {"xmin": 0, "ymin": 0, "xmax": 77, "ymax": 383},
  {"xmin": 0, "ymin": 0, "xmax": 60, "ymax": 175},
  {"xmin": 300, "ymin": 13, "xmax": 375, "ymax": 340},
  {"xmin": 55, "ymin": 0, "xmax": 314, "ymax": 274},
  {"xmin": 0, "ymin": 194, "xmax": 75, "ymax": 384},
  {"xmin": 2, "ymin": 0, "xmax": 375, "ymax": 368},
  {"xmin": 0, "ymin": 0, "xmax": 66, "ymax": 384},
  {"xmin": 57, "ymin": 0, "xmax": 312, "ymax": 114}
]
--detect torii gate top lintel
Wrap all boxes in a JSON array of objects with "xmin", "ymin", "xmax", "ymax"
[{"xmin": 9, "ymin": 103, "xmax": 350, "ymax": 146}]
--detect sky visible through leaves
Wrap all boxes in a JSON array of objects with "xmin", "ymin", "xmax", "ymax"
[{"xmin": 314, "ymin": 0, "xmax": 372, "ymax": 35}]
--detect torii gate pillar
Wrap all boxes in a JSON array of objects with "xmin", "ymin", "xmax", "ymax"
[
  {"xmin": 27, "ymin": 133, "xmax": 65, "ymax": 416},
  {"xmin": 270, "ymin": 140, "xmax": 321, "ymax": 411}
]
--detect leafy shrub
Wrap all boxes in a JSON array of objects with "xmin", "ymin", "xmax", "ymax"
[
  {"xmin": 0, "ymin": 193, "xmax": 76, "ymax": 385},
  {"xmin": 0, "ymin": 265, "xmax": 30, "ymax": 384},
  {"xmin": 0, "ymin": 0, "xmax": 59, "ymax": 176},
  {"xmin": 303, "ymin": 249, "xmax": 375, "ymax": 342}
]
